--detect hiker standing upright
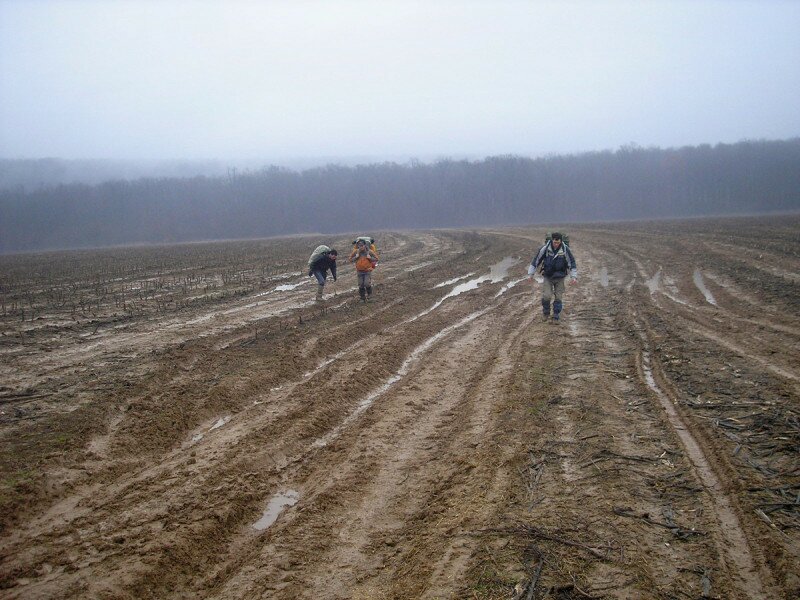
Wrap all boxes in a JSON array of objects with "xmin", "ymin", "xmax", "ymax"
[
  {"xmin": 348, "ymin": 239, "xmax": 379, "ymax": 301},
  {"xmin": 307, "ymin": 245, "xmax": 338, "ymax": 301},
  {"xmin": 528, "ymin": 232, "xmax": 577, "ymax": 322}
]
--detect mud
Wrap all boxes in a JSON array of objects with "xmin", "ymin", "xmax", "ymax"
[{"xmin": 0, "ymin": 217, "xmax": 798, "ymax": 599}]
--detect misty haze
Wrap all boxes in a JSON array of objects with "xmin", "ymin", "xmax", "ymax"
[{"xmin": 1, "ymin": 1, "xmax": 799, "ymax": 599}]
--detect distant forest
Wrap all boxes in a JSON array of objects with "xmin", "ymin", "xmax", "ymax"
[{"xmin": 1, "ymin": 139, "xmax": 799, "ymax": 253}]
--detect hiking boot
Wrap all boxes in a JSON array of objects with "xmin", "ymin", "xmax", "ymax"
[
  {"xmin": 542, "ymin": 314, "xmax": 550, "ymax": 322},
  {"xmin": 552, "ymin": 314, "xmax": 560, "ymax": 324},
  {"xmin": 315, "ymin": 285, "xmax": 324, "ymax": 302}
]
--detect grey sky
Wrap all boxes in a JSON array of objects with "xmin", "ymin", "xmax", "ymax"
[{"xmin": 1, "ymin": 0, "xmax": 798, "ymax": 162}]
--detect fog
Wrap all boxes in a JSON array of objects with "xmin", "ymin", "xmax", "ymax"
[{"xmin": 1, "ymin": 0, "xmax": 799, "ymax": 163}]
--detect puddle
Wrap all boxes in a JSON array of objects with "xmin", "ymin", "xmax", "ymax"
[
  {"xmin": 641, "ymin": 350, "xmax": 766, "ymax": 599},
  {"xmin": 253, "ymin": 490, "xmax": 300, "ymax": 531},
  {"xmin": 190, "ymin": 416, "xmax": 231, "ymax": 444},
  {"xmin": 494, "ymin": 276, "xmax": 527, "ymax": 297},
  {"xmin": 435, "ymin": 273, "xmax": 475, "ymax": 288},
  {"xmin": 599, "ymin": 267, "xmax": 609, "ymax": 288},
  {"xmin": 274, "ymin": 281, "xmax": 308, "ymax": 292},
  {"xmin": 693, "ymin": 269, "xmax": 717, "ymax": 305},
  {"xmin": 663, "ymin": 275, "xmax": 689, "ymax": 306},
  {"xmin": 408, "ymin": 257, "xmax": 518, "ymax": 323},
  {"xmin": 313, "ymin": 306, "xmax": 492, "ymax": 449},
  {"xmin": 646, "ymin": 269, "xmax": 662, "ymax": 294},
  {"xmin": 210, "ymin": 416, "xmax": 231, "ymax": 431}
]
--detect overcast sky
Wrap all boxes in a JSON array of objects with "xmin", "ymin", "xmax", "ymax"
[{"xmin": 1, "ymin": 0, "xmax": 798, "ymax": 163}]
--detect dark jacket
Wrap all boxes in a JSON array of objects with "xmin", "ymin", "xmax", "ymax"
[
  {"xmin": 531, "ymin": 242, "xmax": 577, "ymax": 280},
  {"xmin": 309, "ymin": 254, "xmax": 337, "ymax": 281}
]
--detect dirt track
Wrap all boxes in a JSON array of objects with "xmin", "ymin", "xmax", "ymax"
[{"xmin": 1, "ymin": 217, "xmax": 798, "ymax": 599}]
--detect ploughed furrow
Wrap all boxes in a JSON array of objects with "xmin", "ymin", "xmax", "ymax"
[
  {"xmin": 489, "ymin": 242, "xmax": 725, "ymax": 598},
  {"xmin": 0, "ymin": 231, "xmax": 475, "ymax": 532},
  {"xmin": 111, "ymin": 262, "xmax": 526, "ymax": 597},
  {"xmin": 0, "ymin": 232, "xmax": 523, "ymax": 597},
  {"xmin": 587, "ymin": 231, "xmax": 793, "ymax": 597},
  {"xmin": 2, "ymin": 218, "xmax": 798, "ymax": 599},
  {"xmin": 630, "ymin": 291, "xmax": 797, "ymax": 595},
  {"xmin": 199, "ymin": 289, "xmax": 536, "ymax": 599},
  {"xmin": 584, "ymin": 229, "xmax": 798, "ymax": 598}
]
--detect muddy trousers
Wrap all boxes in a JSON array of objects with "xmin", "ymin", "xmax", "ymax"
[
  {"xmin": 541, "ymin": 276, "xmax": 565, "ymax": 317},
  {"xmin": 312, "ymin": 270, "xmax": 327, "ymax": 300},
  {"xmin": 357, "ymin": 272, "xmax": 373, "ymax": 300}
]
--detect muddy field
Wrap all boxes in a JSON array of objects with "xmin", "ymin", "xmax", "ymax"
[{"xmin": 1, "ymin": 216, "xmax": 798, "ymax": 599}]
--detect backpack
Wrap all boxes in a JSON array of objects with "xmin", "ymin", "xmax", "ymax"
[
  {"xmin": 308, "ymin": 244, "xmax": 332, "ymax": 268},
  {"xmin": 541, "ymin": 237, "xmax": 572, "ymax": 278},
  {"xmin": 352, "ymin": 236, "xmax": 379, "ymax": 265}
]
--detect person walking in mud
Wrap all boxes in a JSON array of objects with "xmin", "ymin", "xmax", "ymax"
[
  {"xmin": 307, "ymin": 245, "xmax": 338, "ymax": 301},
  {"xmin": 348, "ymin": 239, "xmax": 379, "ymax": 302},
  {"xmin": 528, "ymin": 232, "xmax": 577, "ymax": 322}
]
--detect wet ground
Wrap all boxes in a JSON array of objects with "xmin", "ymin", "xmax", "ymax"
[{"xmin": 0, "ymin": 217, "xmax": 798, "ymax": 599}]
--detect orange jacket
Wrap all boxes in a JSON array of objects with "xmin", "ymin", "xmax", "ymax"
[{"xmin": 349, "ymin": 247, "xmax": 378, "ymax": 272}]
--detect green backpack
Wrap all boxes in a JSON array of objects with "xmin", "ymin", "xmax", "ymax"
[{"xmin": 308, "ymin": 245, "xmax": 332, "ymax": 268}]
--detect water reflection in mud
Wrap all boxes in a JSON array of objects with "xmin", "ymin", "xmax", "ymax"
[
  {"xmin": 274, "ymin": 281, "xmax": 308, "ymax": 292},
  {"xmin": 494, "ymin": 276, "xmax": 527, "ymax": 297},
  {"xmin": 210, "ymin": 416, "xmax": 231, "ymax": 431},
  {"xmin": 253, "ymin": 490, "xmax": 300, "ymax": 531},
  {"xmin": 693, "ymin": 269, "xmax": 717, "ymax": 305},
  {"xmin": 599, "ymin": 267, "xmax": 609, "ymax": 288},
  {"xmin": 434, "ymin": 273, "xmax": 476, "ymax": 288},
  {"xmin": 409, "ymin": 257, "xmax": 518, "ymax": 323},
  {"xmin": 646, "ymin": 269, "xmax": 662, "ymax": 294}
]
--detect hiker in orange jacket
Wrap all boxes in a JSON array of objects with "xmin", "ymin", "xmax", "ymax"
[{"xmin": 348, "ymin": 239, "xmax": 379, "ymax": 301}]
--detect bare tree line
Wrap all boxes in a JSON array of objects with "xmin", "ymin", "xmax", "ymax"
[{"xmin": 1, "ymin": 138, "xmax": 798, "ymax": 253}]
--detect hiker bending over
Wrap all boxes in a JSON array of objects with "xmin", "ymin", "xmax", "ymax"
[
  {"xmin": 348, "ymin": 239, "xmax": 379, "ymax": 301},
  {"xmin": 307, "ymin": 245, "xmax": 338, "ymax": 301},
  {"xmin": 528, "ymin": 232, "xmax": 577, "ymax": 323}
]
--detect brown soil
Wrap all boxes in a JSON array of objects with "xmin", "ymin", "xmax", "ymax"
[{"xmin": 1, "ymin": 217, "xmax": 798, "ymax": 599}]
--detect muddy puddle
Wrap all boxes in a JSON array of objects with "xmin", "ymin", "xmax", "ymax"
[
  {"xmin": 663, "ymin": 274, "xmax": 689, "ymax": 305},
  {"xmin": 409, "ymin": 257, "xmax": 518, "ymax": 322},
  {"xmin": 253, "ymin": 490, "xmax": 300, "ymax": 531},
  {"xmin": 646, "ymin": 269, "xmax": 662, "ymax": 294},
  {"xmin": 435, "ymin": 273, "xmax": 475, "ymax": 288},
  {"xmin": 188, "ymin": 415, "xmax": 231, "ymax": 445},
  {"xmin": 494, "ymin": 276, "xmax": 527, "ymax": 297},
  {"xmin": 693, "ymin": 269, "xmax": 717, "ymax": 305},
  {"xmin": 599, "ymin": 266, "xmax": 609, "ymax": 287},
  {"xmin": 210, "ymin": 416, "xmax": 231, "ymax": 431},
  {"xmin": 274, "ymin": 281, "xmax": 309, "ymax": 292}
]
